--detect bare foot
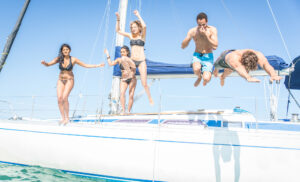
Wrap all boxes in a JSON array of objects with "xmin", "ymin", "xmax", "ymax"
[
  {"xmin": 59, "ymin": 119, "xmax": 65, "ymax": 125},
  {"xmin": 194, "ymin": 76, "xmax": 202, "ymax": 87},
  {"xmin": 149, "ymin": 99, "xmax": 154, "ymax": 106},
  {"xmin": 203, "ymin": 80, "xmax": 208, "ymax": 86},
  {"xmin": 220, "ymin": 78, "xmax": 225, "ymax": 86},
  {"xmin": 63, "ymin": 119, "xmax": 70, "ymax": 125},
  {"xmin": 213, "ymin": 69, "xmax": 219, "ymax": 77}
]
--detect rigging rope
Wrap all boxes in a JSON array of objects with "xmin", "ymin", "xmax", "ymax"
[
  {"xmin": 287, "ymin": 89, "xmax": 300, "ymax": 109},
  {"xmin": 138, "ymin": 0, "xmax": 142, "ymax": 13},
  {"xmin": 220, "ymin": 0, "xmax": 247, "ymax": 43},
  {"xmin": 133, "ymin": 78, "xmax": 155, "ymax": 102},
  {"xmin": 263, "ymin": 77, "xmax": 269, "ymax": 115},
  {"xmin": 128, "ymin": 0, "xmax": 132, "ymax": 22},
  {"xmin": 152, "ymin": 78, "xmax": 162, "ymax": 182},
  {"xmin": 72, "ymin": 0, "xmax": 111, "ymax": 118},
  {"xmin": 97, "ymin": 0, "xmax": 114, "ymax": 120},
  {"xmin": 266, "ymin": 0, "xmax": 299, "ymax": 118},
  {"xmin": 286, "ymin": 59, "xmax": 300, "ymax": 117},
  {"xmin": 80, "ymin": 0, "xmax": 112, "ymax": 91},
  {"xmin": 266, "ymin": 0, "xmax": 292, "ymax": 62}
]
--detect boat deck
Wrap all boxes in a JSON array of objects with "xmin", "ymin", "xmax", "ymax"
[{"xmin": 1, "ymin": 109, "xmax": 299, "ymax": 133}]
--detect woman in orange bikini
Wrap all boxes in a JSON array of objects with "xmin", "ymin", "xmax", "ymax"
[{"xmin": 41, "ymin": 44, "xmax": 104, "ymax": 125}]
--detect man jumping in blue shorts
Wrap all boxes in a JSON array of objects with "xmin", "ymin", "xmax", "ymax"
[{"xmin": 181, "ymin": 12, "xmax": 218, "ymax": 87}]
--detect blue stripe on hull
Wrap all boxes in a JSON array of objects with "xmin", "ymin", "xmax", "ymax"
[
  {"xmin": 0, "ymin": 127, "xmax": 300, "ymax": 151},
  {"xmin": 246, "ymin": 122, "xmax": 300, "ymax": 132},
  {"xmin": 148, "ymin": 119, "xmax": 165, "ymax": 124}
]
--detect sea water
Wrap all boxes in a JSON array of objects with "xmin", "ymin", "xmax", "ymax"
[{"xmin": 0, "ymin": 163, "xmax": 113, "ymax": 182}]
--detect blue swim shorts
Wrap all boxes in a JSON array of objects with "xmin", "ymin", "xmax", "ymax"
[{"xmin": 192, "ymin": 52, "xmax": 214, "ymax": 72}]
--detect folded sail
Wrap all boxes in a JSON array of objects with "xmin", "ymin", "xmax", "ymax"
[{"xmin": 113, "ymin": 46, "xmax": 290, "ymax": 78}]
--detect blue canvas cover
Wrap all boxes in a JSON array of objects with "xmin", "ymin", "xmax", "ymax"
[
  {"xmin": 264, "ymin": 55, "xmax": 289, "ymax": 70},
  {"xmin": 113, "ymin": 46, "xmax": 289, "ymax": 76},
  {"xmin": 284, "ymin": 56, "xmax": 300, "ymax": 90},
  {"xmin": 113, "ymin": 46, "xmax": 193, "ymax": 76}
]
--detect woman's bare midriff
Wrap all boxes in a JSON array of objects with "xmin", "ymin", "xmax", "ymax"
[
  {"xmin": 131, "ymin": 45, "xmax": 145, "ymax": 61},
  {"xmin": 59, "ymin": 71, "xmax": 74, "ymax": 80}
]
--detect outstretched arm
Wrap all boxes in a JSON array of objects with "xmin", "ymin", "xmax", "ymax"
[
  {"xmin": 74, "ymin": 57, "xmax": 104, "ymax": 68},
  {"xmin": 181, "ymin": 29, "xmax": 193, "ymax": 49},
  {"xmin": 234, "ymin": 65, "xmax": 260, "ymax": 83},
  {"xmin": 134, "ymin": 10, "xmax": 146, "ymax": 39},
  {"xmin": 41, "ymin": 57, "xmax": 59, "ymax": 67},
  {"xmin": 256, "ymin": 51, "xmax": 282, "ymax": 82},
  {"xmin": 115, "ymin": 12, "xmax": 131, "ymax": 38},
  {"xmin": 229, "ymin": 55, "xmax": 260, "ymax": 83},
  {"xmin": 128, "ymin": 59, "xmax": 136, "ymax": 74},
  {"xmin": 104, "ymin": 49, "xmax": 119, "ymax": 66}
]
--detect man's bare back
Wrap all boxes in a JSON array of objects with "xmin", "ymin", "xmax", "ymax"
[{"xmin": 214, "ymin": 49, "xmax": 282, "ymax": 85}]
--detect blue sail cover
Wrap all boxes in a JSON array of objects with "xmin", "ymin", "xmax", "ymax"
[
  {"xmin": 264, "ymin": 55, "xmax": 289, "ymax": 70},
  {"xmin": 113, "ymin": 46, "xmax": 192, "ymax": 76},
  {"xmin": 284, "ymin": 56, "xmax": 300, "ymax": 90},
  {"xmin": 113, "ymin": 46, "xmax": 289, "ymax": 76}
]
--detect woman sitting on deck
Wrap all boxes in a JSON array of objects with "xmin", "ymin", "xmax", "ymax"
[
  {"xmin": 105, "ymin": 46, "xmax": 136, "ymax": 114},
  {"xmin": 41, "ymin": 44, "xmax": 105, "ymax": 125},
  {"xmin": 213, "ymin": 49, "xmax": 282, "ymax": 86}
]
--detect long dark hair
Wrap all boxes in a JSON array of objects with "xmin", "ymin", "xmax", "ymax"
[
  {"xmin": 58, "ymin": 43, "xmax": 71, "ymax": 63},
  {"xmin": 121, "ymin": 45, "xmax": 131, "ymax": 57}
]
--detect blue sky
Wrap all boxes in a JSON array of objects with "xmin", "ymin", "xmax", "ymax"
[{"xmin": 0, "ymin": 0, "xmax": 299, "ymax": 120}]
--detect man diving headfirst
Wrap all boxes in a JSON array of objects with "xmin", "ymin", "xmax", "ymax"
[
  {"xmin": 181, "ymin": 12, "xmax": 218, "ymax": 87},
  {"xmin": 213, "ymin": 49, "xmax": 282, "ymax": 86}
]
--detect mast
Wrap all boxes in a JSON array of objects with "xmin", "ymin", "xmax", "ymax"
[
  {"xmin": 0, "ymin": 0, "xmax": 31, "ymax": 73},
  {"xmin": 109, "ymin": 0, "xmax": 128, "ymax": 114}
]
